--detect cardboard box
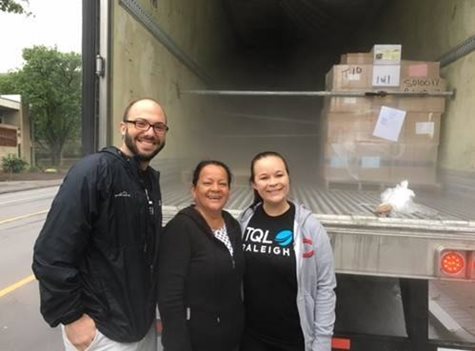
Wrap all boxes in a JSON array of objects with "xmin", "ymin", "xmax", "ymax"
[
  {"xmin": 400, "ymin": 77, "xmax": 446, "ymax": 93},
  {"xmin": 397, "ymin": 96, "xmax": 445, "ymax": 112},
  {"xmin": 322, "ymin": 99, "xmax": 441, "ymax": 184},
  {"xmin": 402, "ymin": 112, "xmax": 441, "ymax": 143},
  {"xmin": 391, "ymin": 165, "xmax": 438, "ymax": 185},
  {"xmin": 323, "ymin": 109, "xmax": 442, "ymax": 145},
  {"xmin": 338, "ymin": 55, "xmax": 438, "ymax": 75},
  {"xmin": 324, "ymin": 141, "xmax": 439, "ymax": 184},
  {"xmin": 390, "ymin": 143, "xmax": 438, "ymax": 163},
  {"xmin": 372, "ymin": 65, "xmax": 401, "ymax": 87},
  {"xmin": 327, "ymin": 59, "xmax": 444, "ymax": 92},
  {"xmin": 340, "ymin": 52, "xmax": 373, "ymax": 65},
  {"xmin": 324, "ymin": 94, "xmax": 445, "ymax": 113},
  {"xmin": 372, "ymin": 44, "xmax": 402, "ymax": 64},
  {"xmin": 326, "ymin": 65, "xmax": 373, "ymax": 90},
  {"xmin": 326, "ymin": 64, "xmax": 402, "ymax": 90},
  {"xmin": 401, "ymin": 60, "xmax": 440, "ymax": 78},
  {"xmin": 390, "ymin": 143, "xmax": 439, "ymax": 184},
  {"xmin": 324, "ymin": 95, "xmax": 398, "ymax": 113},
  {"xmin": 324, "ymin": 142, "xmax": 392, "ymax": 182},
  {"xmin": 325, "ymin": 111, "xmax": 380, "ymax": 143},
  {"xmin": 357, "ymin": 142, "xmax": 393, "ymax": 182}
]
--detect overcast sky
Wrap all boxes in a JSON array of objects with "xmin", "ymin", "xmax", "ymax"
[{"xmin": 0, "ymin": 0, "xmax": 82, "ymax": 73}]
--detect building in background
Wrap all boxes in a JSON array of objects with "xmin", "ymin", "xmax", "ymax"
[{"xmin": 0, "ymin": 95, "xmax": 33, "ymax": 166}]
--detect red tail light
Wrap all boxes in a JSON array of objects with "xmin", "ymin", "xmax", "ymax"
[
  {"xmin": 440, "ymin": 251, "xmax": 465, "ymax": 275},
  {"xmin": 332, "ymin": 337, "xmax": 351, "ymax": 350},
  {"xmin": 470, "ymin": 251, "xmax": 475, "ymax": 280},
  {"xmin": 437, "ymin": 248, "xmax": 474, "ymax": 279}
]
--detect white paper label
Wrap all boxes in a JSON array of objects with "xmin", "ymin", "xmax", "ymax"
[
  {"xmin": 361, "ymin": 156, "xmax": 380, "ymax": 169},
  {"xmin": 373, "ymin": 106, "xmax": 407, "ymax": 142},
  {"xmin": 347, "ymin": 74, "xmax": 361, "ymax": 81},
  {"xmin": 330, "ymin": 156, "xmax": 347, "ymax": 168},
  {"xmin": 343, "ymin": 97, "xmax": 357, "ymax": 104},
  {"xmin": 372, "ymin": 65, "xmax": 401, "ymax": 87},
  {"xmin": 415, "ymin": 122, "xmax": 434, "ymax": 136},
  {"xmin": 373, "ymin": 44, "xmax": 402, "ymax": 64}
]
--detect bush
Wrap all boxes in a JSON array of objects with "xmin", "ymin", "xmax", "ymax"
[
  {"xmin": 28, "ymin": 165, "xmax": 44, "ymax": 173},
  {"xmin": 2, "ymin": 154, "xmax": 28, "ymax": 174}
]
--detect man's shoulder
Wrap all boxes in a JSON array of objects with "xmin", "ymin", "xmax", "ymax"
[
  {"xmin": 146, "ymin": 164, "xmax": 160, "ymax": 177},
  {"xmin": 65, "ymin": 148, "xmax": 123, "ymax": 181},
  {"xmin": 78, "ymin": 147, "xmax": 122, "ymax": 166}
]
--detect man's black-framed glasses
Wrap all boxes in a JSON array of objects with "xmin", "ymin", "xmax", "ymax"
[{"xmin": 124, "ymin": 118, "xmax": 169, "ymax": 134}]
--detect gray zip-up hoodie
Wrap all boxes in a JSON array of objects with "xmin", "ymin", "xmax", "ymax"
[{"xmin": 239, "ymin": 202, "xmax": 336, "ymax": 351}]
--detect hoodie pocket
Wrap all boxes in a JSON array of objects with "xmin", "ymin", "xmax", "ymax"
[{"xmin": 297, "ymin": 293, "xmax": 315, "ymax": 342}]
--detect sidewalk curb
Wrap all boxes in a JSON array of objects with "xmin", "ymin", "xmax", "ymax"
[{"xmin": 0, "ymin": 180, "xmax": 63, "ymax": 194}]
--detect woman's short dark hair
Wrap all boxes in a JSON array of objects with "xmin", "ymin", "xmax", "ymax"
[
  {"xmin": 192, "ymin": 160, "xmax": 233, "ymax": 187},
  {"xmin": 249, "ymin": 151, "xmax": 290, "ymax": 206}
]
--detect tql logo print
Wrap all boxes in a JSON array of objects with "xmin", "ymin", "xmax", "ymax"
[
  {"xmin": 275, "ymin": 230, "xmax": 293, "ymax": 247},
  {"xmin": 243, "ymin": 227, "xmax": 293, "ymax": 256}
]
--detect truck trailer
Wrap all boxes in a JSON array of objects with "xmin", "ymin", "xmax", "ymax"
[{"xmin": 82, "ymin": 0, "xmax": 475, "ymax": 350}]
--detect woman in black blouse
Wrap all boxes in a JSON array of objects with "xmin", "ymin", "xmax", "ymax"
[{"xmin": 158, "ymin": 160, "xmax": 244, "ymax": 351}]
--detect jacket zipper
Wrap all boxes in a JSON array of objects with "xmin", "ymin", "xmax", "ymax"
[
  {"xmin": 144, "ymin": 188, "xmax": 155, "ymax": 279},
  {"xmin": 144, "ymin": 188, "xmax": 154, "ymax": 215}
]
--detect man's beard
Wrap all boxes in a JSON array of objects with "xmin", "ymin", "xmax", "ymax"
[{"xmin": 124, "ymin": 131, "xmax": 165, "ymax": 161}]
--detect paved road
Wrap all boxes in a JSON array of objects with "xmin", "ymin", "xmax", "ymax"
[
  {"xmin": 0, "ymin": 182, "xmax": 473, "ymax": 350},
  {"xmin": 0, "ymin": 186, "xmax": 62, "ymax": 351},
  {"xmin": 0, "ymin": 184, "xmax": 164, "ymax": 351}
]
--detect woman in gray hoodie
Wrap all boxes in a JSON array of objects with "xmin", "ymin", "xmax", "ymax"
[{"xmin": 239, "ymin": 151, "xmax": 336, "ymax": 351}]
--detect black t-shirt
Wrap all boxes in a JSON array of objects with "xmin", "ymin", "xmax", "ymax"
[{"xmin": 242, "ymin": 202, "xmax": 304, "ymax": 345}]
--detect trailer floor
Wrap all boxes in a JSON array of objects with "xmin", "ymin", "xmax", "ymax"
[
  {"xmin": 161, "ymin": 178, "xmax": 475, "ymax": 344},
  {"xmin": 161, "ymin": 180, "xmax": 475, "ymax": 221}
]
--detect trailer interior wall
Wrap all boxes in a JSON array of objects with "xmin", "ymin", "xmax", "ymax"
[
  {"xmin": 109, "ymin": 0, "xmax": 474, "ymax": 191},
  {"xmin": 171, "ymin": 0, "xmax": 475, "ymax": 187},
  {"xmin": 110, "ymin": 0, "xmax": 232, "ymax": 167},
  {"xmin": 358, "ymin": 0, "xmax": 475, "ymax": 175},
  {"xmin": 198, "ymin": 0, "xmax": 475, "ymax": 186}
]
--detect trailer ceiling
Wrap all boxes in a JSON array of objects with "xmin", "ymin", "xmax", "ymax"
[
  {"xmin": 216, "ymin": 0, "xmax": 391, "ymax": 88},
  {"xmin": 223, "ymin": 0, "xmax": 387, "ymax": 49}
]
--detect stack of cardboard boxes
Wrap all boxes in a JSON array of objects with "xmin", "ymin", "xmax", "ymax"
[{"xmin": 322, "ymin": 45, "xmax": 446, "ymax": 186}]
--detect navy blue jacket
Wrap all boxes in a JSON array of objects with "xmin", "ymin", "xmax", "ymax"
[
  {"xmin": 32, "ymin": 146, "xmax": 162, "ymax": 342},
  {"xmin": 158, "ymin": 206, "xmax": 244, "ymax": 351}
]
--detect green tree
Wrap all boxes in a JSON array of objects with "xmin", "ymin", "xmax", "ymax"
[
  {"xmin": 0, "ymin": 0, "xmax": 29, "ymax": 14},
  {"xmin": 1, "ymin": 46, "xmax": 82, "ymax": 166},
  {"xmin": 0, "ymin": 72, "xmax": 19, "ymax": 92}
]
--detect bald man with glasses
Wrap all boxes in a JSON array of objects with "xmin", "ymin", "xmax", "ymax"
[{"xmin": 33, "ymin": 98, "xmax": 168, "ymax": 351}]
